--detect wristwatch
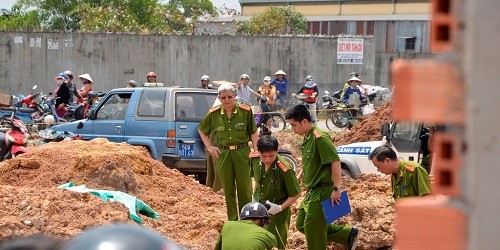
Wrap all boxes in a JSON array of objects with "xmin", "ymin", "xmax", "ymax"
[{"xmin": 333, "ymin": 185, "xmax": 340, "ymax": 191}]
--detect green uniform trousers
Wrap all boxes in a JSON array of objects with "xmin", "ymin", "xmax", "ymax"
[
  {"xmin": 216, "ymin": 147, "xmax": 252, "ymax": 221},
  {"xmin": 265, "ymin": 207, "xmax": 291, "ymax": 249},
  {"xmin": 205, "ymin": 147, "xmax": 222, "ymax": 192},
  {"xmin": 296, "ymin": 185, "xmax": 352, "ymax": 249}
]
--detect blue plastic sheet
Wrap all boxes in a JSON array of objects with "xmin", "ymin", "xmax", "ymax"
[{"xmin": 58, "ymin": 182, "xmax": 160, "ymax": 223}]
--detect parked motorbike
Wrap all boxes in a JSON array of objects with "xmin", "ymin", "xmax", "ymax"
[
  {"xmin": 0, "ymin": 115, "xmax": 29, "ymax": 161},
  {"xmin": 253, "ymin": 96, "xmax": 286, "ymax": 133},
  {"xmin": 322, "ymin": 90, "xmax": 367, "ymax": 130},
  {"xmin": 0, "ymin": 85, "xmax": 41, "ymax": 125},
  {"xmin": 73, "ymin": 91, "xmax": 106, "ymax": 120}
]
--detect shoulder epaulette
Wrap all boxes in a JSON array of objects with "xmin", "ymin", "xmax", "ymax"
[
  {"xmin": 209, "ymin": 105, "xmax": 221, "ymax": 113},
  {"xmin": 276, "ymin": 161, "xmax": 288, "ymax": 172},
  {"xmin": 405, "ymin": 165, "xmax": 415, "ymax": 173},
  {"xmin": 313, "ymin": 130, "xmax": 322, "ymax": 139},
  {"xmin": 239, "ymin": 103, "xmax": 251, "ymax": 111}
]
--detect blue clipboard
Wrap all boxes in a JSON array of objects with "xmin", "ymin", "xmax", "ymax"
[{"xmin": 321, "ymin": 191, "xmax": 351, "ymax": 224}]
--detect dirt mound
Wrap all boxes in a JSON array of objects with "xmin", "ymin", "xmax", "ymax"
[
  {"xmin": 0, "ymin": 139, "xmax": 226, "ymax": 249},
  {"xmin": 0, "ymin": 122, "xmax": 396, "ymax": 249},
  {"xmin": 333, "ymin": 102, "xmax": 393, "ymax": 146}
]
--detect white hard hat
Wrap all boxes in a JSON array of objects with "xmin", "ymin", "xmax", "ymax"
[{"xmin": 201, "ymin": 75, "xmax": 210, "ymax": 81}]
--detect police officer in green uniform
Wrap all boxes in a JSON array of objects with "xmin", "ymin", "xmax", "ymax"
[
  {"xmin": 198, "ymin": 83, "xmax": 259, "ymax": 221},
  {"xmin": 368, "ymin": 145, "xmax": 432, "ymax": 199},
  {"xmin": 285, "ymin": 104, "xmax": 360, "ymax": 250},
  {"xmin": 250, "ymin": 135, "xmax": 301, "ymax": 249},
  {"xmin": 214, "ymin": 202, "xmax": 277, "ymax": 250}
]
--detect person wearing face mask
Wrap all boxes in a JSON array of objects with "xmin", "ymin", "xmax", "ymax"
[
  {"xmin": 292, "ymin": 75, "xmax": 319, "ymax": 123},
  {"xmin": 54, "ymin": 72, "xmax": 71, "ymax": 118},
  {"xmin": 77, "ymin": 74, "xmax": 94, "ymax": 101}
]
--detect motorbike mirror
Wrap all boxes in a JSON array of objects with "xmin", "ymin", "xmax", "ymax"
[
  {"xmin": 325, "ymin": 90, "xmax": 330, "ymax": 95},
  {"xmin": 32, "ymin": 85, "xmax": 38, "ymax": 90},
  {"xmin": 381, "ymin": 123, "xmax": 390, "ymax": 138},
  {"xmin": 77, "ymin": 121, "xmax": 84, "ymax": 129}
]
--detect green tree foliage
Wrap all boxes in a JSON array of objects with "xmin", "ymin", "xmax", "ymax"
[
  {"xmin": 0, "ymin": 0, "xmax": 215, "ymax": 34},
  {"xmin": 237, "ymin": 6, "xmax": 307, "ymax": 35}
]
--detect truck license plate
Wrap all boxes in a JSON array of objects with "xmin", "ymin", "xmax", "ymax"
[{"xmin": 179, "ymin": 144, "xmax": 194, "ymax": 157}]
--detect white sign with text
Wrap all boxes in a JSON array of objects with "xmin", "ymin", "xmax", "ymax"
[{"xmin": 337, "ymin": 38, "xmax": 364, "ymax": 64}]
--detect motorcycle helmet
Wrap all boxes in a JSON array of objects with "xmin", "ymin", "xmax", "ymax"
[
  {"xmin": 44, "ymin": 115, "xmax": 55, "ymax": 125},
  {"xmin": 201, "ymin": 75, "xmax": 210, "ymax": 81},
  {"xmin": 349, "ymin": 72, "xmax": 359, "ymax": 78},
  {"xmin": 240, "ymin": 202, "xmax": 270, "ymax": 220},
  {"xmin": 240, "ymin": 74, "xmax": 250, "ymax": 80},
  {"xmin": 146, "ymin": 72, "xmax": 157, "ymax": 78},
  {"xmin": 263, "ymin": 76, "xmax": 271, "ymax": 85},
  {"xmin": 61, "ymin": 223, "xmax": 182, "ymax": 250},
  {"xmin": 305, "ymin": 75, "xmax": 314, "ymax": 82}
]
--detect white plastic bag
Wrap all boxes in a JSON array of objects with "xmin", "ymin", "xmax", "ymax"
[{"xmin": 362, "ymin": 103, "xmax": 375, "ymax": 115}]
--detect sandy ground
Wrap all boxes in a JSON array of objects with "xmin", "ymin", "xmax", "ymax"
[{"xmin": 0, "ymin": 102, "xmax": 394, "ymax": 249}]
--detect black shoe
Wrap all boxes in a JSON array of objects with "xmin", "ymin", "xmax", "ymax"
[{"xmin": 346, "ymin": 227, "xmax": 360, "ymax": 250}]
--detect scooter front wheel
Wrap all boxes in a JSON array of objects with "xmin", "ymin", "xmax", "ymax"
[{"xmin": 269, "ymin": 114, "xmax": 286, "ymax": 132}]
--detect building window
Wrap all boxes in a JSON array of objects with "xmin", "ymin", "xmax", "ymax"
[{"xmin": 405, "ymin": 37, "xmax": 416, "ymax": 50}]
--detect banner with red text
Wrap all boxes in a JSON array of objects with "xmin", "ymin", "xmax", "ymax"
[{"xmin": 337, "ymin": 38, "xmax": 364, "ymax": 64}]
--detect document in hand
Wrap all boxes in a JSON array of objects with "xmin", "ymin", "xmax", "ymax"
[{"xmin": 321, "ymin": 191, "xmax": 352, "ymax": 224}]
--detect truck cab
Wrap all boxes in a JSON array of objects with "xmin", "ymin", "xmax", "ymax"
[
  {"xmin": 48, "ymin": 87, "xmax": 218, "ymax": 182},
  {"xmin": 336, "ymin": 121, "xmax": 432, "ymax": 178}
]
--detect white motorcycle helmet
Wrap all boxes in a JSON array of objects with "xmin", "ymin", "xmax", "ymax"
[{"xmin": 44, "ymin": 115, "xmax": 55, "ymax": 125}]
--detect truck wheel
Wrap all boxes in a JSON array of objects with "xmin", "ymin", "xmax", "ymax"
[
  {"xmin": 341, "ymin": 168, "xmax": 354, "ymax": 179},
  {"xmin": 196, "ymin": 173, "xmax": 207, "ymax": 185}
]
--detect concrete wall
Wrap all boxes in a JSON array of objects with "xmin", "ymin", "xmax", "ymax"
[{"xmin": 0, "ymin": 32, "xmax": 417, "ymax": 101}]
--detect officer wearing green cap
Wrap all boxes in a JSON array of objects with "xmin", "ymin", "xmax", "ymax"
[
  {"xmin": 285, "ymin": 104, "xmax": 360, "ymax": 250},
  {"xmin": 250, "ymin": 135, "xmax": 301, "ymax": 249},
  {"xmin": 214, "ymin": 202, "xmax": 277, "ymax": 250},
  {"xmin": 368, "ymin": 145, "xmax": 432, "ymax": 199},
  {"xmin": 198, "ymin": 83, "xmax": 259, "ymax": 221}
]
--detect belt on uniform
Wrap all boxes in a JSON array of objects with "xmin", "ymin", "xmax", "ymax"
[{"xmin": 219, "ymin": 143, "xmax": 249, "ymax": 150}]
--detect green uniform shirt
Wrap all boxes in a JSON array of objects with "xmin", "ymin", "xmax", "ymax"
[
  {"xmin": 252, "ymin": 154, "xmax": 301, "ymax": 204},
  {"xmin": 392, "ymin": 160, "xmax": 432, "ymax": 199},
  {"xmin": 214, "ymin": 220, "xmax": 277, "ymax": 250},
  {"xmin": 198, "ymin": 104, "xmax": 257, "ymax": 147},
  {"xmin": 301, "ymin": 126, "xmax": 340, "ymax": 189}
]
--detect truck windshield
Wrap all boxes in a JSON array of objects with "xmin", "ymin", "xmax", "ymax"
[{"xmin": 392, "ymin": 122, "xmax": 420, "ymax": 141}]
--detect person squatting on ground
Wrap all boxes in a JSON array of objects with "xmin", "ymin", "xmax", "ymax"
[
  {"xmin": 292, "ymin": 75, "xmax": 319, "ymax": 123},
  {"xmin": 368, "ymin": 145, "xmax": 432, "ymax": 199},
  {"xmin": 271, "ymin": 70, "xmax": 288, "ymax": 110},
  {"xmin": 198, "ymin": 83, "xmax": 259, "ymax": 221},
  {"xmin": 250, "ymin": 135, "xmax": 301, "ymax": 249},
  {"xmin": 236, "ymin": 74, "xmax": 260, "ymax": 105},
  {"xmin": 285, "ymin": 104, "xmax": 360, "ymax": 250},
  {"xmin": 215, "ymin": 202, "xmax": 277, "ymax": 250}
]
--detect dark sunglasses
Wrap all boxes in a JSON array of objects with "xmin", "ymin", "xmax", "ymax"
[{"xmin": 219, "ymin": 95, "xmax": 234, "ymax": 100}]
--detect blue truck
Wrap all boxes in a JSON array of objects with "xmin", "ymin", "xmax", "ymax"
[{"xmin": 48, "ymin": 86, "xmax": 218, "ymax": 182}]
